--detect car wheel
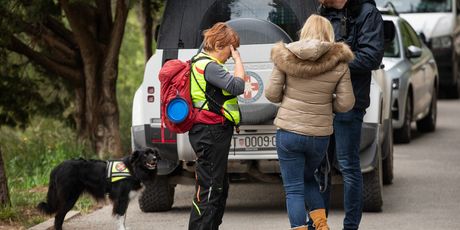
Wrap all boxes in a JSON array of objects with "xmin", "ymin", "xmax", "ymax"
[
  {"xmin": 363, "ymin": 150, "xmax": 383, "ymax": 212},
  {"xmin": 416, "ymin": 86, "xmax": 437, "ymax": 132},
  {"xmin": 139, "ymin": 176, "xmax": 175, "ymax": 212},
  {"xmin": 382, "ymin": 120, "xmax": 394, "ymax": 185},
  {"xmin": 394, "ymin": 95, "xmax": 412, "ymax": 143}
]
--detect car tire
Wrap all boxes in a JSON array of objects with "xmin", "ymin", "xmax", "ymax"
[
  {"xmin": 363, "ymin": 151, "xmax": 383, "ymax": 212},
  {"xmin": 382, "ymin": 121, "xmax": 394, "ymax": 185},
  {"xmin": 394, "ymin": 95, "xmax": 412, "ymax": 143},
  {"xmin": 416, "ymin": 86, "xmax": 437, "ymax": 132},
  {"xmin": 139, "ymin": 176, "xmax": 175, "ymax": 212}
]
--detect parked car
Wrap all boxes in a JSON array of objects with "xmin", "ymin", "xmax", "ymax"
[
  {"xmin": 379, "ymin": 6, "xmax": 439, "ymax": 144},
  {"xmin": 132, "ymin": 0, "xmax": 393, "ymax": 212},
  {"xmin": 376, "ymin": 0, "xmax": 459, "ymax": 98}
]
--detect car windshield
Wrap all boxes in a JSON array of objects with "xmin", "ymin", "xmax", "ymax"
[{"xmin": 376, "ymin": 0, "xmax": 452, "ymax": 13}]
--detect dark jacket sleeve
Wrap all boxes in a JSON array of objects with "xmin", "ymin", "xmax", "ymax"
[{"xmin": 349, "ymin": 4, "xmax": 385, "ymax": 73}]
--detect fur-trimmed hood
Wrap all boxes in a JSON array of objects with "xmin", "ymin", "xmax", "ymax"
[{"xmin": 271, "ymin": 39, "xmax": 354, "ymax": 78}]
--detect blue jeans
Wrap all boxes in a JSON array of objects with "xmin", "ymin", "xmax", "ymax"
[
  {"xmin": 276, "ymin": 129, "xmax": 330, "ymax": 228},
  {"xmin": 311, "ymin": 109, "xmax": 365, "ymax": 230}
]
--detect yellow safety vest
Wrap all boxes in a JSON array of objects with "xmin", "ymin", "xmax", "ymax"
[{"xmin": 190, "ymin": 53, "xmax": 241, "ymax": 125}]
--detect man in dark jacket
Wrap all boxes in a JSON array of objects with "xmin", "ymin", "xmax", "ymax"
[{"xmin": 313, "ymin": 0, "xmax": 385, "ymax": 229}]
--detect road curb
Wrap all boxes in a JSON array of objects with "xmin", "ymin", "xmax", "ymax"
[{"xmin": 28, "ymin": 211, "xmax": 80, "ymax": 230}]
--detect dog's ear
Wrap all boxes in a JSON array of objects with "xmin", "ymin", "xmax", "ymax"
[{"xmin": 130, "ymin": 150, "xmax": 141, "ymax": 164}]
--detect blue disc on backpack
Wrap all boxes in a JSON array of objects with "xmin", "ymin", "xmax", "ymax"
[{"xmin": 166, "ymin": 98, "xmax": 189, "ymax": 124}]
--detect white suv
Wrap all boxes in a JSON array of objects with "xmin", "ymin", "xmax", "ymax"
[{"xmin": 132, "ymin": 0, "xmax": 393, "ymax": 212}]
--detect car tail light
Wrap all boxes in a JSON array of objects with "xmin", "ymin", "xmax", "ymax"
[
  {"xmin": 148, "ymin": 86, "xmax": 155, "ymax": 94},
  {"xmin": 147, "ymin": 95, "xmax": 154, "ymax": 102}
]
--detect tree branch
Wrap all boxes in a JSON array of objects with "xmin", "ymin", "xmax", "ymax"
[
  {"xmin": 96, "ymin": 0, "xmax": 113, "ymax": 44},
  {"xmin": 102, "ymin": 0, "xmax": 129, "ymax": 81},
  {"xmin": 44, "ymin": 16, "xmax": 78, "ymax": 48},
  {"xmin": 59, "ymin": 0, "xmax": 99, "ymax": 59},
  {"xmin": 6, "ymin": 35, "xmax": 82, "ymax": 84}
]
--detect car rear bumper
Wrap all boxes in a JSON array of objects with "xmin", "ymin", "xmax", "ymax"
[{"xmin": 132, "ymin": 121, "xmax": 381, "ymax": 177}]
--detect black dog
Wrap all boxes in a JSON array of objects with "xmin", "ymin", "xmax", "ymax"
[{"xmin": 37, "ymin": 148, "xmax": 160, "ymax": 230}]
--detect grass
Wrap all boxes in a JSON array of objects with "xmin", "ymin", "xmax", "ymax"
[{"xmin": 0, "ymin": 118, "xmax": 100, "ymax": 229}]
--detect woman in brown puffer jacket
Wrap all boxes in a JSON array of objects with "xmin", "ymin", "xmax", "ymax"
[{"xmin": 265, "ymin": 14, "xmax": 355, "ymax": 230}]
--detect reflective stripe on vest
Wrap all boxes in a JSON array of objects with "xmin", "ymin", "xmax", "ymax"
[
  {"xmin": 106, "ymin": 160, "xmax": 131, "ymax": 183},
  {"xmin": 191, "ymin": 53, "xmax": 241, "ymax": 125}
]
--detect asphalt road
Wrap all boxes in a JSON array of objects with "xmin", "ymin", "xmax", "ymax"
[{"xmin": 56, "ymin": 99, "xmax": 460, "ymax": 229}]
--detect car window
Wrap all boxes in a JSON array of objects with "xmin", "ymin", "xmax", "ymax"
[
  {"xmin": 399, "ymin": 21, "xmax": 414, "ymax": 49},
  {"xmin": 402, "ymin": 21, "xmax": 422, "ymax": 48},
  {"xmin": 157, "ymin": 0, "xmax": 312, "ymax": 49},
  {"xmin": 375, "ymin": 0, "xmax": 452, "ymax": 13},
  {"xmin": 384, "ymin": 22, "xmax": 401, "ymax": 58},
  {"xmin": 200, "ymin": 0, "xmax": 300, "ymax": 42}
]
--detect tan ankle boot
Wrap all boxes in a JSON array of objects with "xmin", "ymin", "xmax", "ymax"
[
  {"xmin": 291, "ymin": 226, "xmax": 307, "ymax": 230},
  {"xmin": 309, "ymin": 209, "xmax": 329, "ymax": 230}
]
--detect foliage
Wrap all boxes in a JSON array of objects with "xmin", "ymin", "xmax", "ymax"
[
  {"xmin": 117, "ymin": 12, "xmax": 146, "ymax": 151},
  {"xmin": 0, "ymin": 50, "xmax": 72, "ymax": 129},
  {"xmin": 0, "ymin": 117, "xmax": 96, "ymax": 227}
]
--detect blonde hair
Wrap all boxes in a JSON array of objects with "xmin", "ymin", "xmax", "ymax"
[
  {"xmin": 203, "ymin": 22, "xmax": 240, "ymax": 52},
  {"xmin": 299, "ymin": 14, "xmax": 335, "ymax": 42}
]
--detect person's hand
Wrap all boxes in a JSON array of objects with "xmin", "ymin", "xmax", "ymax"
[{"xmin": 230, "ymin": 45, "xmax": 241, "ymax": 63}]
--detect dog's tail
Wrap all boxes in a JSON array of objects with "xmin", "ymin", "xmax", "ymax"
[{"xmin": 37, "ymin": 176, "xmax": 58, "ymax": 214}]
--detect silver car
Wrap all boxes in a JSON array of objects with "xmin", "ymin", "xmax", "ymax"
[{"xmin": 380, "ymin": 12, "xmax": 439, "ymax": 143}]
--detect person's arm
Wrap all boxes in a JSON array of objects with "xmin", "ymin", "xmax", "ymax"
[
  {"xmin": 204, "ymin": 63, "xmax": 245, "ymax": 96},
  {"xmin": 349, "ymin": 6, "xmax": 385, "ymax": 73},
  {"xmin": 333, "ymin": 67, "xmax": 355, "ymax": 112},
  {"xmin": 265, "ymin": 66, "xmax": 285, "ymax": 103},
  {"xmin": 230, "ymin": 45, "xmax": 245, "ymax": 80}
]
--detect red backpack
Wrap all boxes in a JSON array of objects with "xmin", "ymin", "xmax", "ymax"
[{"xmin": 158, "ymin": 57, "xmax": 209, "ymax": 141}]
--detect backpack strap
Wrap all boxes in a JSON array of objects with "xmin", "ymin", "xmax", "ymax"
[{"xmin": 190, "ymin": 55, "xmax": 238, "ymax": 127}]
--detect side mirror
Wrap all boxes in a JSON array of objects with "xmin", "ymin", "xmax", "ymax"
[
  {"xmin": 383, "ymin": 20, "xmax": 396, "ymax": 45},
  {"xmin": 406, "ymin": 45, "xmax": 422, "ymax": 58}
]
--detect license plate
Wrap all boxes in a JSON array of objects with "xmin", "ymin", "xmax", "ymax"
[{"xmin": 230, "ymin": 134, "xmax": 276, "ymax": 151}]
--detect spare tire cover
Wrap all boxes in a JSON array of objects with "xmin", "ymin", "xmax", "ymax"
[{"xmin": 227, "ymin": 18, "xmax": 293, "ymax": 125}]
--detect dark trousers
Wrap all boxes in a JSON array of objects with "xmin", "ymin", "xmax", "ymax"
[{"xmin": 188, "ymin": 122, "xmax": 233, "ymax": 230}]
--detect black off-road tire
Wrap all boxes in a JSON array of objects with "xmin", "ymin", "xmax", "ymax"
[
  {"xmin": 139, "ymin": 176, "xmax": 175, "ymax": 212},
  {"xmin": 417, "ymin": 86, "xmax": 437, "ymax": 132},
  {"xmin": 394, "ymin": 95, "xmax": 412, "ymax": 144},
  {"xmin": 363, "ymin": 152, "xmax": 383, "ymax": 212},
  {"xmin": 382, "ymin": 121, "xmax": 394, "ymax": 185}
]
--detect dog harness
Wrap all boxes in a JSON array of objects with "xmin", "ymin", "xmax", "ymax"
[{"xmin": 106, "ymin": 160, "xmax": 131, "ymax": 183}]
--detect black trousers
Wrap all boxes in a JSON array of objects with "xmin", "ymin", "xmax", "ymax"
[{"xmin": 188, "ymin": 122, "xmax": 233, "ymax": 230}]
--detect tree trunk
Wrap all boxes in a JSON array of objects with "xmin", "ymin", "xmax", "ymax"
[
  {"xmin": 60, "ymin": 0, "xmax": 129, "ymax": 159},
  {"xmin": 140, "ymin": 0, "xmax": 153, "ymax": 63},
  {"xmin": 0, "ymin": 148, "xmax": 11, "ymax": 207}
]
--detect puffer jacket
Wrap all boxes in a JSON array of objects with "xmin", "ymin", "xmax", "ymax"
[{"xmin": 265, "ymin": 39, "xmax": 355, "ymax": 136}]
